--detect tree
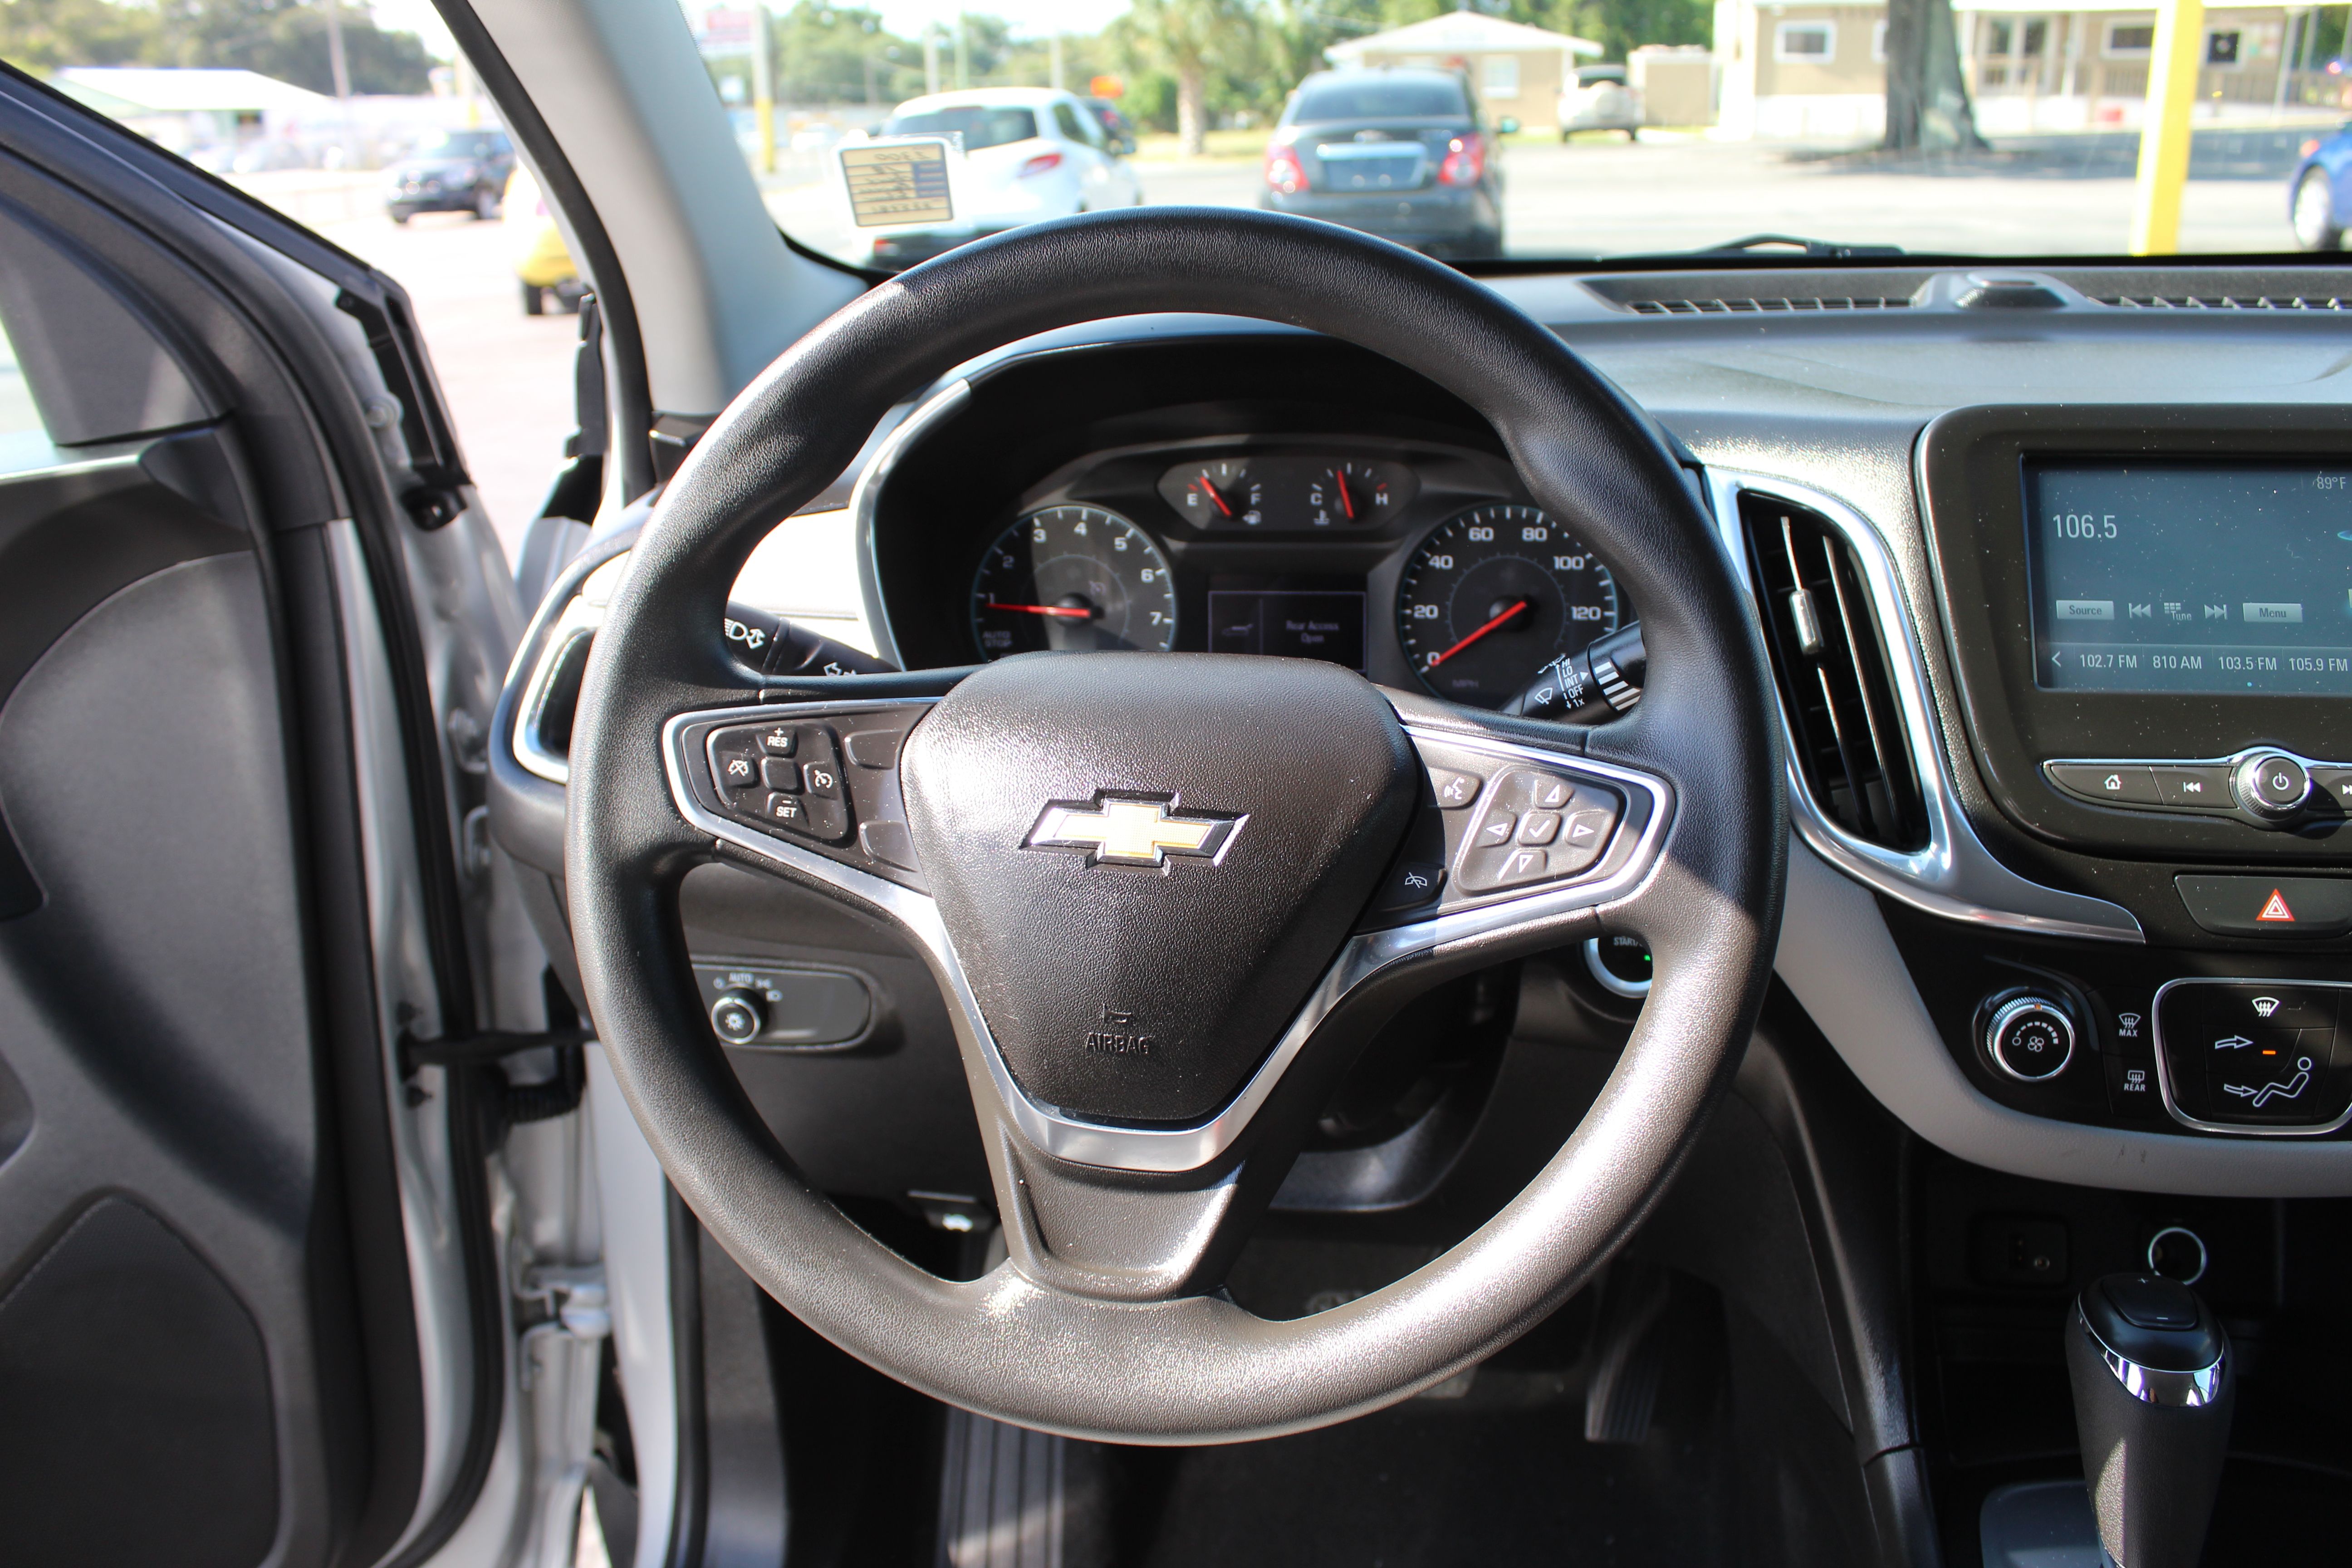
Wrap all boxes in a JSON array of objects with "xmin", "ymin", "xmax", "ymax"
[
  {"xmin": 149, "ymin": 0, "xmax": 432, "ymax": 94},
  {"xmin": 1882, "ymin": 0, "xmax": 1984, "ymax": 151},
  {"xmin": 1116, "ymin": 0, "xmax": 1258, "ymax": 153},
  {"xmin": 0, "ymin": 0, "xmax": 160, "ymax": 72}
]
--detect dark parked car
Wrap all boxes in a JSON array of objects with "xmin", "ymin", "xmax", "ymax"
[
  {"xmin": 1263, "ymin": 68, "xmax": 1501, "ymax": 260},
  {"xmin": 382, "ymin": 127, "xmax": 516, "ymax": 223},
  {"xmin": 1085, "ymin": 94, "xmax": 1138, "ymax": 156},
  {"xmin": 2288, "ymin": 119, "xmax": 2352, "ymax": 249}
]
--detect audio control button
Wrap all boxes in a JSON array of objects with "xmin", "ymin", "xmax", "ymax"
[
  {"xmin": 2148, "ymin": 764, "xmax": 2235, "ymax": 809},
  {"xmin": 2047, "ymin": 763, "xmax": 2160, "ymax": 806},
  {"xmin": 2234, "ymin": 754, "xmax": 2310, "ymax": 819}
]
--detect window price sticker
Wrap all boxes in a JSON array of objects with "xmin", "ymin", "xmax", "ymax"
[{"xmin": 839, "ymin": 138, "xmax": 954, "ymax": 228}]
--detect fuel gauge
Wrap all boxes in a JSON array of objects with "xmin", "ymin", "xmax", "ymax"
[{"xmin": 1157, "ymin": 458, "xmax": 1264, "ymax": 528}]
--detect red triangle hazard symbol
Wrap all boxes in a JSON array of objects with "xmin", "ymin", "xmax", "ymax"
[{"xmin": 2257, "ymin": 888, "xmax": 2296, "ymax": 923}]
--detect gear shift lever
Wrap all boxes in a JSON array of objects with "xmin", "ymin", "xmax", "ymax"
[{"xmin": 2064, "ymin": 1274, "xmax": 2233, "ymax": 1568}]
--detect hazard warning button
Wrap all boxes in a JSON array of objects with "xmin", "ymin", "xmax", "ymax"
[{"xmin": 2176, "ymin": 874, "xmax": 2352, "ymax": 938}]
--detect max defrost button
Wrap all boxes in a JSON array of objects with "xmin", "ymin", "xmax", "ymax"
[
  {"xmin": 2047, "ymin": 763, "xmax": 2161, "ymax": 806},
  {"xmin": 2176, "ymin": 875, "xmax": 2352, "ymax": 938}
]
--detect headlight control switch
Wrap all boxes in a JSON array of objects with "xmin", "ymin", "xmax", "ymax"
[
  {"xmin": 710, "ymin": 989, "xmax": 767, "ymax": 1046},
  {"xmin": 1986, "ymin": 993, "xmax": 2077, "ymax": 1082}
]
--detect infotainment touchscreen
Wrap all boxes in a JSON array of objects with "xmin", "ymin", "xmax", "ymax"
[{"xmin": 2025, "ymin": 462, "xmax": 2352, "ymax": 696}]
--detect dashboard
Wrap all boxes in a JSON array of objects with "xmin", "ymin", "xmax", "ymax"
[
  {"xmin": 491, "ymin": 260, "xmax": 2352, "ymax": 1211},
  {"xmin": 856, "ymin": 336, "xmax": 1638, "ymax": 712}
]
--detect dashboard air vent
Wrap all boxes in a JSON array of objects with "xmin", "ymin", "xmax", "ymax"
[
  {"xmin": 2093, "ymin": 294, "xmax": 2350, "ymax": 311},
  {"xmin": 1741, "ymin": 494, "xmax": 1926, "ymax": 851},
  {"xmin": 1626, "ymin": 295, "xmax": 1911, "ymax": 315}
]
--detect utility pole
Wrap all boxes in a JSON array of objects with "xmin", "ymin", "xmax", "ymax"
[
  {"xmin": 956, "ymin": 12, "xmax": 969, "ymax": 89},
  {"xmin": 2129, "ymin": 0, "xmax": 2205, "ymax": 254},
  {"xmin": 1050, "ymin": 32, "xmax": 1064, "ymax": 92},
  {"xmin": 925, "ymin": 24, "xmax": 941, "ymax": 94},
  {"xmin": 322, "ymin": 0, "xmax": 358, "ymax": 167},
  {"xmin": 750, "ymin": 1, "xmax": 775, "ymax": 175}
]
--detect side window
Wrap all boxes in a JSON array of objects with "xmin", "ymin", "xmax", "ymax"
[
  {"xmin": 1054, "ymin": 102, "xmax": 1094, "ymax": 146},
  {"xmin": 0, "ymin": 315, "xmax": 44, "ymax": 451}
]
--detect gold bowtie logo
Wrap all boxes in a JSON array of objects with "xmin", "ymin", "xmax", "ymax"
[{"xmin": 1024, "ymin": 795, "xmax": 1243, "ymax": 868}]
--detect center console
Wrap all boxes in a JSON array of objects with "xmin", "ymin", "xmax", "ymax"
[{"xmin": 1907, "ymin": 406, "xmax": 2352, "ymax": 1143}]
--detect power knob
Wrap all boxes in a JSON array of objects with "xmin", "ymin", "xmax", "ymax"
[
  {"xmin": 1986, "ymin": 995, "xmax": 2075, "ymax": 1082},
  {"xmin": 2233, "ymin": 753, "xmax": 2310, "ymax": 821},
  {"xmin": 710, "ymin": 989, "xmax": 766, "ymax": 1045}
]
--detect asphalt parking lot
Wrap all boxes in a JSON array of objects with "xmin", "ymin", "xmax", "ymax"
[{"xmin": 241, "ymin": 126, "xmax": 2320, "ymax": 566}]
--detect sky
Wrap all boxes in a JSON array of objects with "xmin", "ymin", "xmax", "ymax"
[{"xmin": 368, "ymin": 0, "xmax": 1133, "ymax": 61}]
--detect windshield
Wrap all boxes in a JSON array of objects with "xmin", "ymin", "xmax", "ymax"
[
  {"xmin": 680, "ymin": 0, "xmax": 2349, "ymax": 274},
  {"xmin": 884, "ymin": 104, "xmax": 1041, "ymax": 150}
]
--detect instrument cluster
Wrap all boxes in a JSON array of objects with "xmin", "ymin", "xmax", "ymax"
[{"xmin": 960, "ymin": 438, "xmax": 1632, "ymax": 711}]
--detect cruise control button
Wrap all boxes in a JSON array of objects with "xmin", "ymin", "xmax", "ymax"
[
  {"xmin": 2175, "ymin": 875, "xmax": 2352, "ymax": 938},
  {"xmin": 756, "ymin": 724, "xmax": 797, "ymax": 755},
  {"xmin": 2148, "ymin": 764, "xmax": 2234, "ymax": 809},
  {"xmin": 2047, "ymin": 763, "xmax": 2161, "ymax": 806},
  {"xmin": 760, "ymin": 756, "xmax": 801, "ymax": 791},
  {"xmin": 802, "ymin": 759, "xmax": 843, "ymax": 799},
  {"xmin": 1518, "ymin": 811, "xmax": 1562, "ymax": 846},
  {"xmin": 845, "ymin": 730, "xmax": 903, "ymax": 769},
  {"xmin": 710, "ymin": 744, "xmax": 761, "ymax": 794},
  {"xmin": 763, "ymin": 792, "xmax": 808, "ymax": 828},
  {"xmin": 1429, "ymin": 769, "xmax": 1482, "ymax": 809},
  {"xmin": 800, "ymin": 794, "xmax": 851, "ymax": 843},
  {"xmin": 1371, "ymin": 860, "xmax": 1445, "ymax": 912},
  {"xmin": 858, "ymin": 820, "xmax": 919, "ymax": 870}
]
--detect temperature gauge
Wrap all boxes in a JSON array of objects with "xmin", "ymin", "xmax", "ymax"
[{"xmin": 1306, "ymin": 461, "xmax": 1400, "ymax": 527}]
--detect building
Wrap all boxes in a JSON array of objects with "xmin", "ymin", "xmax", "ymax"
[
  {"xmin": 49, "ymin": 68, "xmax": 337, "ymax": 161},
  {"xmin": 1324, "ymin": 13, "xmax": 1605, "ymax": 133},
  {"xmin": 1711, "ymin": 0, "xmax": 2342, "ymax": 139}
]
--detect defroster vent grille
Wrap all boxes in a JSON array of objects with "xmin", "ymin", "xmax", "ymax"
[{"xmin": 1742, "ymin": 494, "xmax": 1925, "ymax": 851}]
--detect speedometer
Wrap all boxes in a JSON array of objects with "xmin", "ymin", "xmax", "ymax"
[
  {"xmin": 970, "ymin": 505, "xmax": 1178, "ymax": 659},
  {"xmin": 1396, "ymin": 505, "xmax": 1622, "ymax": 708}
]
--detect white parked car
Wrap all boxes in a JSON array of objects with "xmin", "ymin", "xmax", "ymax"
[
  {"xmin": 1558, "ymin": 64, "xmax": 1643, "ymax": 140},
  {"xmin": 851, "ymin": 87, "xmax": 1143, "ymax": 266}
]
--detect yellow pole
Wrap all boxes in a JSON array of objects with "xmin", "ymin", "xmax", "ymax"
[{"xmin": 2129, "ymin": 0, "xmax": 2205, "ymax": 254}]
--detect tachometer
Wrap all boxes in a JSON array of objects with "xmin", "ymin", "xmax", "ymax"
[
  {"xmin": 1396, "ymin": 504, "xmax": 1621, "ymax": 708},
  {"xmin": 970, "ymin": 505, "xmax": 1178, "ymax": 659}
]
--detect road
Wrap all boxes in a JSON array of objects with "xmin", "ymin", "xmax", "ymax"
[{"xmin": 240, "ymin": 129, "xmax": 2315, "ymax": 564}]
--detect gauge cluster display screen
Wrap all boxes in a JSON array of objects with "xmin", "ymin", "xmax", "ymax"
[
  {"xmin": 2026, "ymin": 462, "xmax": 2352, "ymax": 696},
  {"xmin": 1206, "ymin": 581, "xmax": 1367, "ymax": 669}
]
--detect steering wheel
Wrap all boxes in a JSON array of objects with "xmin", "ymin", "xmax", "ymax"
[{"xmin": 566, "ymin": 209, "xmax": 1785, "ymax": 1442}]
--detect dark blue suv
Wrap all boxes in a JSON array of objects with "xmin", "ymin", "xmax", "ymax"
[{"xmin": 1263, "ymin": 69, "xmax": 1503, "ymax": 261}]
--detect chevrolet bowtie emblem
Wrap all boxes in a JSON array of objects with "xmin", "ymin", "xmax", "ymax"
[{"xmin": 1024, "ymin": 794, "xmax": 1244, "ymax": 868}]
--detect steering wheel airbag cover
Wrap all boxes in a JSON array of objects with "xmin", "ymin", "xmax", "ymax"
[{"xmin": 565, "ymin": 208, "xmax": 1784, "ymax": 1440}]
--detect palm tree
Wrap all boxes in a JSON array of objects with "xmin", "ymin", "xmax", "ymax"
[{"xmin": 1127, "ymin": 0, "xmax": 1257, "ymax": 155}]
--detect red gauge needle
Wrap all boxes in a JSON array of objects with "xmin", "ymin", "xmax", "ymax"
[
  {"xmin": 1427, "ymin": 599, "xmax": 1529, "ymax": 667},
  {"xmin": 1333, "ymin": 469, "xmax": 1355, "ymax": 520},
  {"xmin": 1193, "ymin": 473, "xmax": 1233, "ymax": 517},
  {"xmin": 985, "ymin": 601, "xmax": 1095, "ymax": 620}
]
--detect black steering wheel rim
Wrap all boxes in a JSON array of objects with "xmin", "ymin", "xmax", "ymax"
[{"xmin": 565, "ymin": 208, "xmax": 1786, "ymax": 1442}]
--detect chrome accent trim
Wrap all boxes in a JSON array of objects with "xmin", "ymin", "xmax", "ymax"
[
  {"xmin": 512, "ymin": 591, "xmax": 605, "ymax": 786},
  {"xmin": 1705, "ymin": 468, "xmax": 2144, "ymax": 944},
  {"xmin": 2150, "ymin": 977, "xmax": 2352, "ymax": 1137},
  {"xmin": 2146, "ymin": 1225, "xmax": 2209, "ymax": 1285},
  {"xmin": 2076, "ymin": 1303, "xmax": 2226, "ymax": 1408},
  {"xmin": 1986, "ymin": 995, "xmax": 2074, "ymax": 1083},
  {"xmin": 848, "ymin": 380, "xmax": 973, "ymax": 671},
  {"xmin": 664, "ymin": 705, "xmax": 1670, "ymax": 1172},
  {"xmin": 1583, "ymin": 936, "xmax": 1651, "ymax": 999}
]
